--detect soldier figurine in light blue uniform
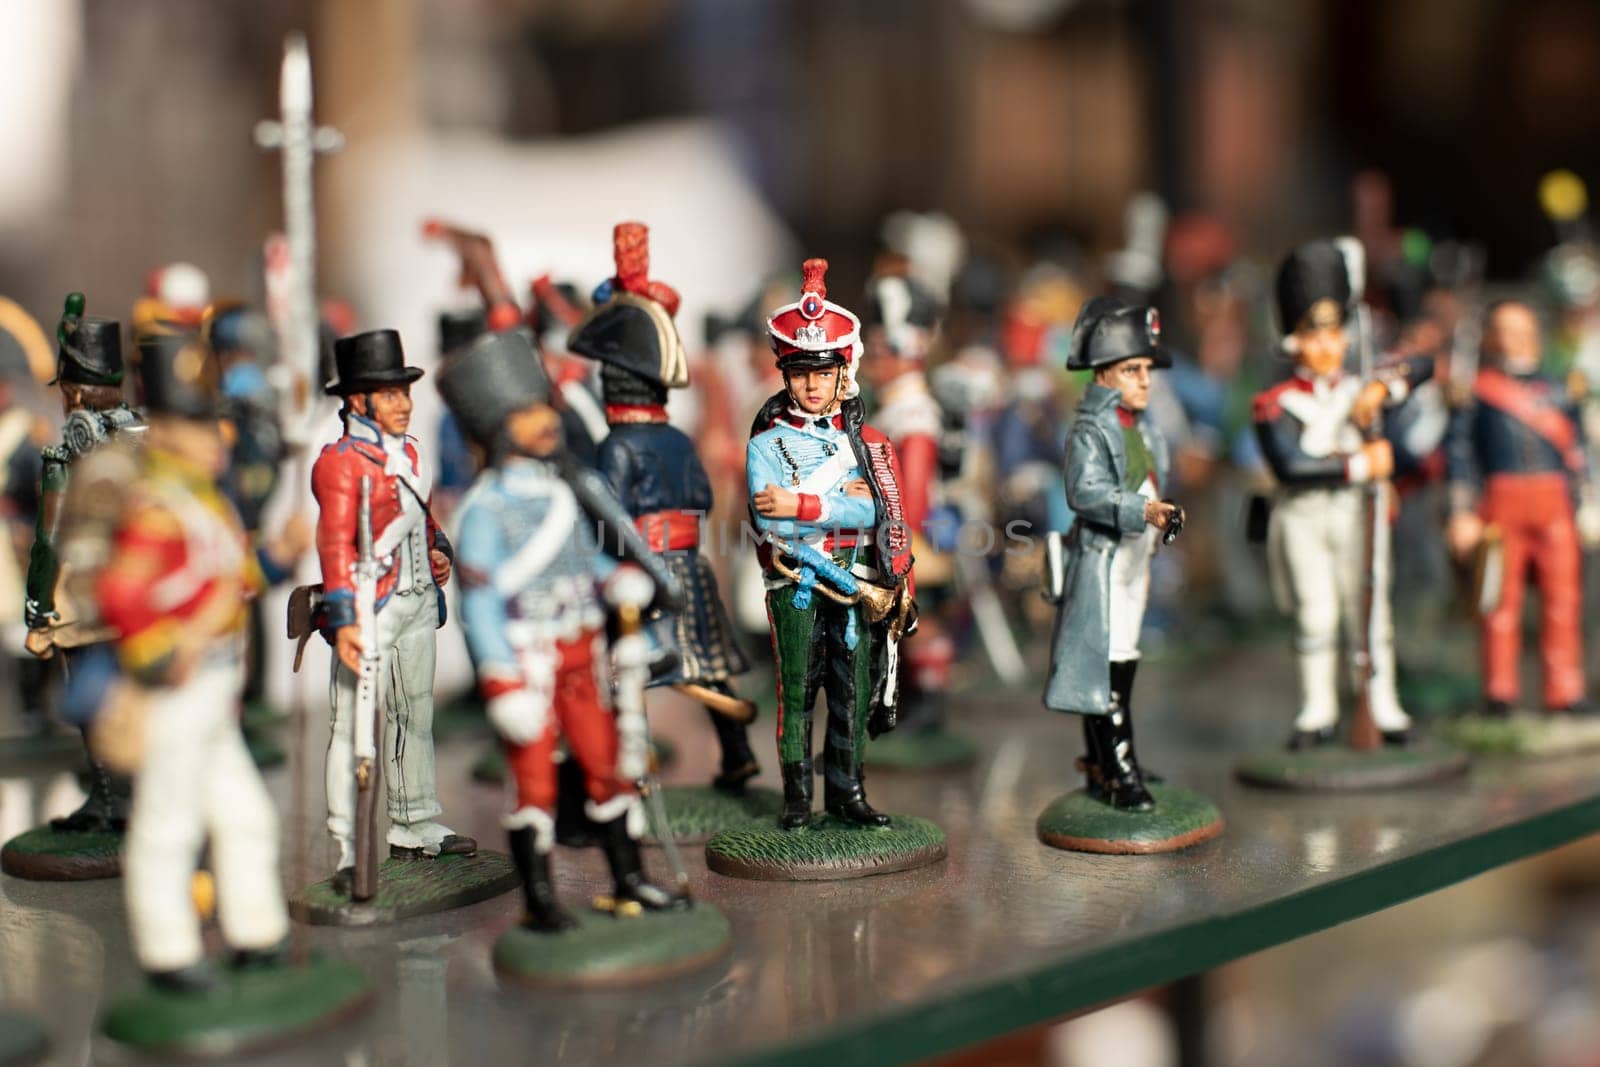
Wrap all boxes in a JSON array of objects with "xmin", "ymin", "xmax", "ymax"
[{"xmin": 1037, "ymin": 296, "xmax": 1223, "ymax": 854}]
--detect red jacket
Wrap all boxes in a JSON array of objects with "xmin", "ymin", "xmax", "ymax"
[{"xmin": 311, "ymin": 424, "xmax": 450, "ymax": 633}]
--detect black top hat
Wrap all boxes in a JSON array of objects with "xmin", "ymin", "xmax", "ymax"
[
  {"xmin": 438, "ymin": 307, "xmax": 486, "ymax": 356},
  {"xmin": 436, "ymin": 329, "xmax": 553, "ymax": 446},
  {"xmin": 53, "ymin": 292, "xmax": 125, "ymax": 387},
  {"xmin": 1276, "ymin": 241, "xmax": 1352, "ymax": 336},
  {"xmin": 138, "ymin": 333, "xmax": 219, "ymax": 419},
  {"xmin": 1066, "ymin": 295, "xmax": 1170, "ymax": 371},
  {"xmin": 326, "ymin": 329, "xmax": 424, "ymax": 396}
]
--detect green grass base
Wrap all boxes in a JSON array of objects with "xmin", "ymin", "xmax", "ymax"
[
  {"xmin": 1396, "ymin": 665, "xmax": 1481, "ymax": 718},
  {"xmin": 433, "ymin": 697, "xmax": 491, "ymax": 739},
  {"xmin": 101, "ymin": 955, "xmax": 368, "ymax": 1056},
  {"xmin": 1036, "ymin": 785, "xmax": 1224, "ymax": 854},
  {"xmin": 705, "ymin": 813, "xmax": 947, "ymax": 881},
  {"xmin": 0, "ymin": 825, "xmax": 121, "ymax": 880},
  {"xmin": 651, "ymin": 786, "xmax": 783, "ymax": 844},
  {"xmin": 494, "ymin": 903, "xmax": 731, "ymax": 988},
  {"xmin": 0, "ymin": 1012, "xmax": 46, "ymax": 1067},
  {"xmin": 867, "ymin": 729, "xmax": 978, "ymax": 770},
  {"xmin": 1235, "ymin": 742, "xmax": 1470, "ymax": 791},
  {"xmin": 1439, "ymin": 712, "xmax": 1600, "ymax": 756},
  {"xmin": 289, "ymin": 851, "xmax": 520, "ymax": 926}
]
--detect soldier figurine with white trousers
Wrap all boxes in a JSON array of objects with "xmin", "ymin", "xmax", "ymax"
[
  {"xmin": 311, "ymin": 330, "xmax": 475, "ymax": 890},
  {"xmin": 1252, "ymin": 241, "xmax": 1433, "ymax": 749}
]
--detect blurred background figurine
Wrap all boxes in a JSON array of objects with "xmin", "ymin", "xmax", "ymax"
[
  {"xmin": 2, "ymin": 293, "xmax": 144, "ymax": 881},
  {"xmin": 308, "ymin": 328, "xmax": 475, "ymax": 896},
  {"xmin": 1036, "ymin": 296, "xmax": 1221, "ymax": 854},
  {"xmin": 1445, "ymin": 300, "xmax": 1594, "ymax": 721},
  {"xmin": 568, "ymin": 223, "xmax": 761, "ymax": 803},
  {"xmin": 0, "ymin": 297, "xmax": 50, "ymax": 739}
]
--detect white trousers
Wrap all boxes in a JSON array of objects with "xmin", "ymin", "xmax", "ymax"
[
  {"xmin": 126, "ymin": 651, "xmax": 288, "ymax": 972},
  {"xmin": 1107, "ymin": 523, "xmax": 1158, "ymax": 662},
  {"xmin": 1269, "ymin": 485, "xmax": 1409, "ymax": 732},
  {"xmin": 326, "ymin": 586, "xmax": 441, "ymax": 857}
]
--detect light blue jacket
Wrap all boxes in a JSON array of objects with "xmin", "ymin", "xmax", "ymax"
[{"xmin": 746, "ymin": 418, "xmax": 877, "ymax": 542}]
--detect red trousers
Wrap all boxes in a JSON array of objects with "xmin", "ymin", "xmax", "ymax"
[
  {"xmin": 506, "ymin": 631, "xmax": 628, "ymax": 812},
  {"xmin": 1481, "ymin": 474, "xmax": 1585, "ymax": 708}
]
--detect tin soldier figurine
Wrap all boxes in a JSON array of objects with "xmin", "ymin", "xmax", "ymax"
[
  {"xmin": 2, "ymin": 294, "xmax": 144, "ymax": 881},
  {"xmin": 1036, "ymin": 296, "xmax": 1223, "ymax": 853},
  {"xmin": 567, "ymin": 223, "xmax": 763, "ymax": 825},
  {"xmin": 88, "ymin": 333, "xmax": 367, "ymax": 1055},
  {"xmin": 705, "ymin": 259, "xmax": 946, "ymax": 882},
  {"xmin": 287, "ymin": 328, "xmax": 517, "ymax": 924},
  {"xmin": 1444, "ymin": 300, "xmax": 1597, "ymax": 746},
  {"xmin": 440, "ymin": 329, "xmax": 730, "ymax": 985},
  {"xmin": 1237, "ymin": 240, "xmax": 1467, "ymax": 789}
]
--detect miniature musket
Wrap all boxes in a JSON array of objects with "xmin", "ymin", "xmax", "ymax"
[
  {"xmin": 351, "ymin": 476, "xmax": 382, "ymax": 901},
  {"xmin": 1351, "ymin": 299, "xmax": 1384, "ymax": 752}
]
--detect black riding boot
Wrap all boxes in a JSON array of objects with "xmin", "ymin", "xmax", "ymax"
[
  {"xmin": 599, "ymin": 815, "xmax": 687, "ymax": 911},
  {"xmin": 1082, "ymin": 662, "xmax": 1154, "ymax": 811},
  {"xmin": 509, "ymin": 826, "xmax": 576, "ymax": 932},
  {"xmin": 708, "ymin": 690, "xmax": 760, "ymax": 794},
  {"xmin": 52, "ymin": 732, "xmax": 129, "ymax": 834},
  {"xmin": 778, "ymin": 760, "xmax": 813, "ymax": 829},
  {"xmin": 1109, "ymin": 660, "xmax": 1161, "ymax": 783}
]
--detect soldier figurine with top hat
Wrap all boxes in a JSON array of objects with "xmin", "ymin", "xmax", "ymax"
[
  {"xmin": 855, "ymin": 267, "xmax": 977, "ymax": 771},
  {"xmin": 1034, "ymin": 296, "xmax": 1224, "ymax": 854},
  {"xmin": 567, "ymin": 222, "xmax": 772, "ymax": 840},
  {"xmin": 287, "ymin": 328, "xmax": 518, "ymax": 925},
  {"xmin": 1, "ymin": 294, "xmax": 144, "ymax": 881},
  {"xmin": 441, "ymin": 328, "xmax": 730, "ymax": 987},
  {"xmin": 92, "ymin": 331, "xmax": 369, "ymax": 1057},
  {"xmin": 704, "ymin": 259, "xmax": 948, "ymax": 882},
  {"xmin": 1236, "ymin": 240, "xmax": 1467, "ymax": 790}
]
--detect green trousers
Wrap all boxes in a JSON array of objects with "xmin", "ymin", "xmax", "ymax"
[{"xmin": 766, "ymin": 581, "xmax": 873, "ymax": 795}]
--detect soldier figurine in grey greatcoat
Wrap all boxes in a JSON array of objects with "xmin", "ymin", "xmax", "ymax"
[{"xmin": 1043, "ymin": 296, "xmax": 1183, "ymax": 811}]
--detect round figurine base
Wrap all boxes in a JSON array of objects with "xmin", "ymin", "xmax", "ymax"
[
  {"xmin": 493, "ymin": 903, "xmax": 732, "ymax": 989},
  {"xmin": 866, "ymin": 729, "xmax": 978, "ymax": 771},
  {"xmin": 0, "ymin": 825, "xmax": 121, "ymax": 880},
  {"xmin": 0, "ymin": 1012, "xmax": 47, "ymax": 1067},
  {"xmin": 244, "ymin": 730, "xmax": 286, "ymax": 770},
  {"xmin": 101, "ymin": 955, "xmax": 370, "ymax": 1058},
  {"xmin": 0, "ymin": 732, "xmax": 82, "ymax": 773},
  {"xmin": 705, "ymin": 814, "xmax": 948, "ymax": 882},
  {"xmin": 1438, "ymin": 711, "xmax": 1600, "ymax": 757},
  {"xmin": 289, "ymin": 851, "xmax": 520, "ymax": 926},
  {"xmin": 1036, "ymin": 785, "xmax": 1225, "ymax": 854},
  {"xmin": 1234, "ymin": 742, "xmax": 1470, "ymax": 791},
  {"xmin": 650, "ymin": 786, "xmax": 783, "ymax": 845}
]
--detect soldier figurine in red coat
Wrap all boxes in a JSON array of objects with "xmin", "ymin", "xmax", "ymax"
[
  {"xmin": 1446, "ymin": 300, "xmax": 1593, "ymax": 725},
  {"xmin": 857, "ymin": 270, "xmax": 972, "ymax": 769},
  {"xmin": 308, "ymin": 330, "xmax": 477, "ymax": 898}
]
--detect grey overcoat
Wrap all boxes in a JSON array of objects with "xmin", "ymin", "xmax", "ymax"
[{"xmin": 1042, "ymin": 382, "xmax": 1170, "ymax": 715}]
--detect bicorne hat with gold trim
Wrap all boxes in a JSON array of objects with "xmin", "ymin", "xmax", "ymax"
[
  {"xmin": 567, "ymin": 222, "xmax": 689, "ymax": 389},
  {"xmin": 1275, "ymin": 240, "xmax": 1352, "ymax": 337},
  {"xmin": 766, "ymin": 258, "xmax": 861, "ymax": 377}
]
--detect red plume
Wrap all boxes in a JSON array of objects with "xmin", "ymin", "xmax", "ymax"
[
  {"xmin": 801, "ymin": 258, "xmax": 829, "ymax": 300},
  {"xmin": 613, "ymin": 222, "xmax": 651, "ymax": 298}
]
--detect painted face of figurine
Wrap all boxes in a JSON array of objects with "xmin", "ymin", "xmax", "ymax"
[
  {"xmin": 786, "ymin": 366, "xmax": 844, "ymax": 415},
  {"xmin": 350, "ymin": 385, "xmax": 413, "ymax": 437},
  {"xmin": 1294, "ymin": 324, "xmax": 1348, "ymax": 379},
  {"xmin": 505, "ymin": 403, "xmax": 564, "ymax": 459},
  {"xmin": 1095, "ymin": 356, "xmax": 1155, "ymax": 412},
  {"xmin": 1485, "ymin": 302, "xmax": 1541, "ymax": 375},
  {"xmin": 149, "ymin": 416, "xmax": 228, "ymax": 478}
]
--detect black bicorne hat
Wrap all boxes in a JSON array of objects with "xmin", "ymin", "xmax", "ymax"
[
  {"xmin": 438, "ymin": 307, "xmax": 487, "ymax": 356},
  {"xmin": 137, "ymin": 333, "xmax": 220, "ymax": 419},
  {"xmin": 1275, "ymin": 241, "xmax": 1352, "ymax": 336},
  {"xmin": 326, "ymin": 329, "xmax": 424, "ymax": 396},
  {"xmin": 436, "ymin": 329, "xmax": 553, "ymax": 446},
  {"xmin": 1066, "ymin": 295, "xmax": 1170, "ymax": 371},
  {"xmin": 54, "ymin": 292, "xmax": 125, "ymax": 387},
  {"xmin": 567, "ymin": 294, "xmax": 689, "ymax": 388}
]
